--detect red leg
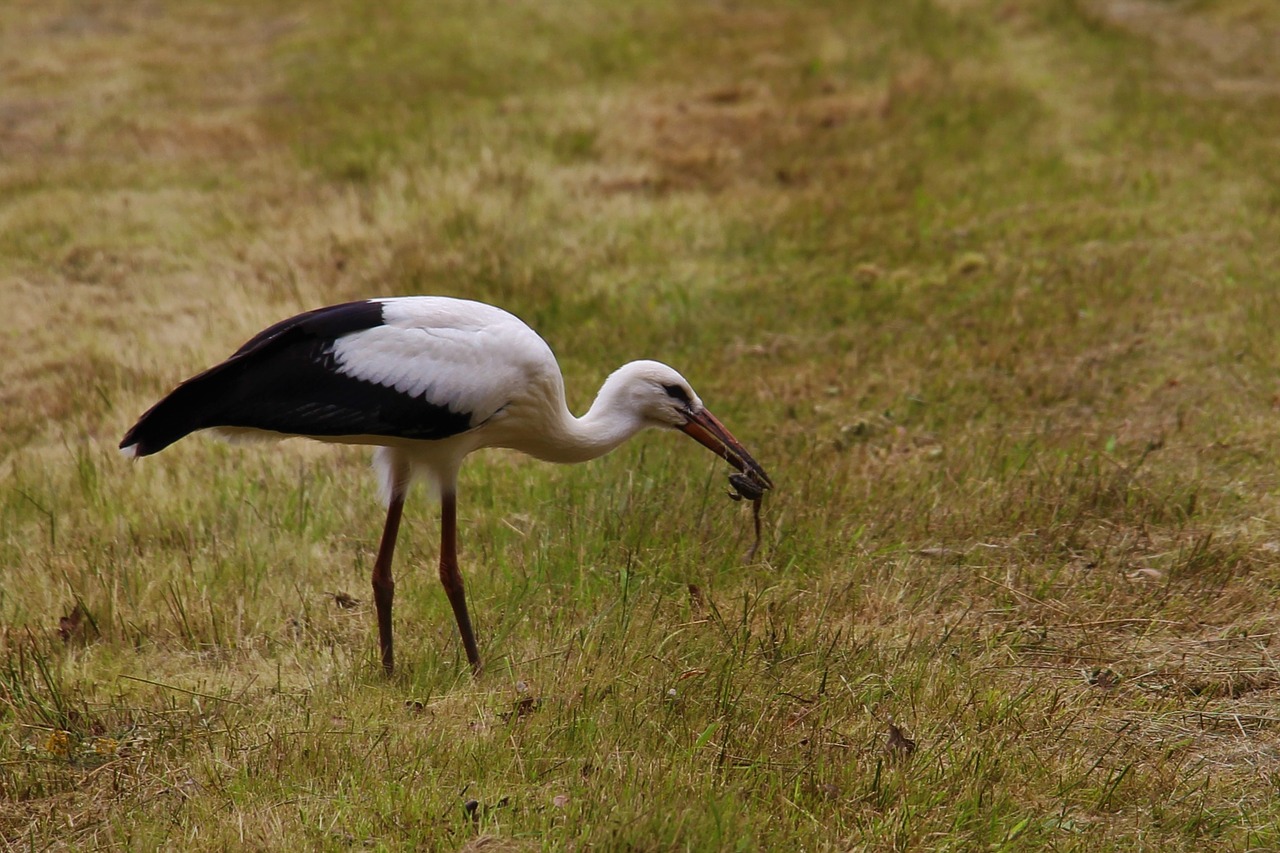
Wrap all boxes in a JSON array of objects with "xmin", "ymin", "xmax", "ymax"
[
  {"xmin": 439, "ymin": 491, "xmax": 481, "ymax": 675},
  {"xmin": 372, "ymin": 492, "xmax": 405, "ymax": 676}
]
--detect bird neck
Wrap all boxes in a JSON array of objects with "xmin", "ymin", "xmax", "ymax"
[
  {"xmin": 560, "ymin": 377, "xmax": 648, "ymax": 463},
  {"xmin": 520, "ymin": 369, "xmax": 648, "ymax": 464}
]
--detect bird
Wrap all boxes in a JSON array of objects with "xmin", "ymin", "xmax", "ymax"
[{"xmin": 120, "ymin": 296, "xmax": 773, "ymax": 675}]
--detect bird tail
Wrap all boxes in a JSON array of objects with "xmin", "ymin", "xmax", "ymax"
[{"xmin": 119, "ymin": 362, "xmax": 241, "ymax": 458}]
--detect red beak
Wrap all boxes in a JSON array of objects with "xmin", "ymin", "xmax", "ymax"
[{"xmin": 679, "ymin": 408, "xmax": 773, "ymax": 491}]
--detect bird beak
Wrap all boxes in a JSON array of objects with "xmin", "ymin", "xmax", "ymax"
[{"xmin": 680, "ymin": 408, "xmax": 774, "ymax": 491}]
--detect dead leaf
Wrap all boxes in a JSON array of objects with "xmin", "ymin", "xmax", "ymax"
[
  {"xmin": 1126, "ymin": 567, "xmax": 1163, "ymax": 581},
  {"xmin": 328, "ymin": 591, "xmax": 360, "ymax": 609},
  {"xmin": 58, "ymin": 604, "xmax": 86, "ymax": 644},
  {"xmin": 463, "ymin": 797, "xmax": 510, "ymax": 826},
  {"xmin": 1086, "ymin": 668, "xmax": 1120, "ymax": 689},
  {"xmin": 886, "ymin": 723, "xmax": 917, "ymax": 758},
  {"xmin": 499, "ymin": 697, "xmax": 539, "ymax": 722}
]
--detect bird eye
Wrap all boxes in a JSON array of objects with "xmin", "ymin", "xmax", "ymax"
[{"xmin": 662, "ymin": 384, "xmax": 691, "ymax": 404}]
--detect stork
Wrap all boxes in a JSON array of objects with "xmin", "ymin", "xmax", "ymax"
[{"xmin": 120, "ymin": 296, "xmax": 772, "ymax": 675}]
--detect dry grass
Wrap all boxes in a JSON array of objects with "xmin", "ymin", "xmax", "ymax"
[{"xmin": 4, "ymin": 0, "xmax": 1280, "ymax": 848}]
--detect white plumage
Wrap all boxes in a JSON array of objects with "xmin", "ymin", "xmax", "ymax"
[
  {"xmin": 332, "ymin": 298, "xmax": 540, "ymax": 421},
  {"xmin": 121, "ymin": 295, "xmax": 772, "ymax": 675}
]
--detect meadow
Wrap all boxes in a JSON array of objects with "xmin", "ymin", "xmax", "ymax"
[{"xmin": 3, "ymin": 0, "xmax": 1280, "ymax": 848}]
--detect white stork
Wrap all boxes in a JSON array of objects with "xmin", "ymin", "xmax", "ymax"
[{"xmin": 120, "ymin": 296, "xmax": 772, "ymax": 675}]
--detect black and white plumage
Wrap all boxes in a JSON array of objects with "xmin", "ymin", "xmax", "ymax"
[{"xmin": 121, "ymin": 296, "xmax": 773, "ymax": 675}]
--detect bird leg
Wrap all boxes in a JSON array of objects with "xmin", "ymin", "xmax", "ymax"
[
  {"xmin": 439, "ymin": 491, "xmax": 482, "ymax": 675},
  {"xmin": 372, "ymin": 491, "xmax": 405, "ymax": 676}
]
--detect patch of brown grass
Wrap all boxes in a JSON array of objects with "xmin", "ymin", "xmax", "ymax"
[{"xmin": 1082, "ymin": 0, "xmax": 1280, "ymax": 100}]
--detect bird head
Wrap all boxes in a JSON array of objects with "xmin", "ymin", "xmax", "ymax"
[{"xmin": 612, "ymin": 361, "xmax": 774, "ymax": 493}]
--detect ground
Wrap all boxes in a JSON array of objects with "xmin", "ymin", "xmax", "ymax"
[{"xmin": 3, "ymin": 0, "xmax": 1280, "ymax": 849}]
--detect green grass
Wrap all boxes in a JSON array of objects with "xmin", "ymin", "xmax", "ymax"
[{"xmin": 4, "ymin": 0, "xmax": 1280, "ymax": 848}]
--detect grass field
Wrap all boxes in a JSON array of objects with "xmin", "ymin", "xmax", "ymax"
[{"xmin": 4, "ymin": 0, "xmax": 1280, "ymax": 848}]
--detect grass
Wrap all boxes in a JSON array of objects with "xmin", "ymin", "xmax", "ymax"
[{"xmin": 4, "ymin": 0, "xmax": 1280, "ymax": 848}]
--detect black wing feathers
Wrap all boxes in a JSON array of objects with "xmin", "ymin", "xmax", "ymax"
[
  {"xmin": 120, "ymin": 300, "xmax": 473, "ymax": 456},
  {"xmin": 231, "ymin": 300, "xmax": 385, "ymax": 357}
]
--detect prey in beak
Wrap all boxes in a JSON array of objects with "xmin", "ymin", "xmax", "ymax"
[
  {"xmin": 679, "ymin": 408, "xmax": 774, "ymax": 493},
  {"xmin": 680, "ymin": 407, "xmax": 773, "ymax": 561}
]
